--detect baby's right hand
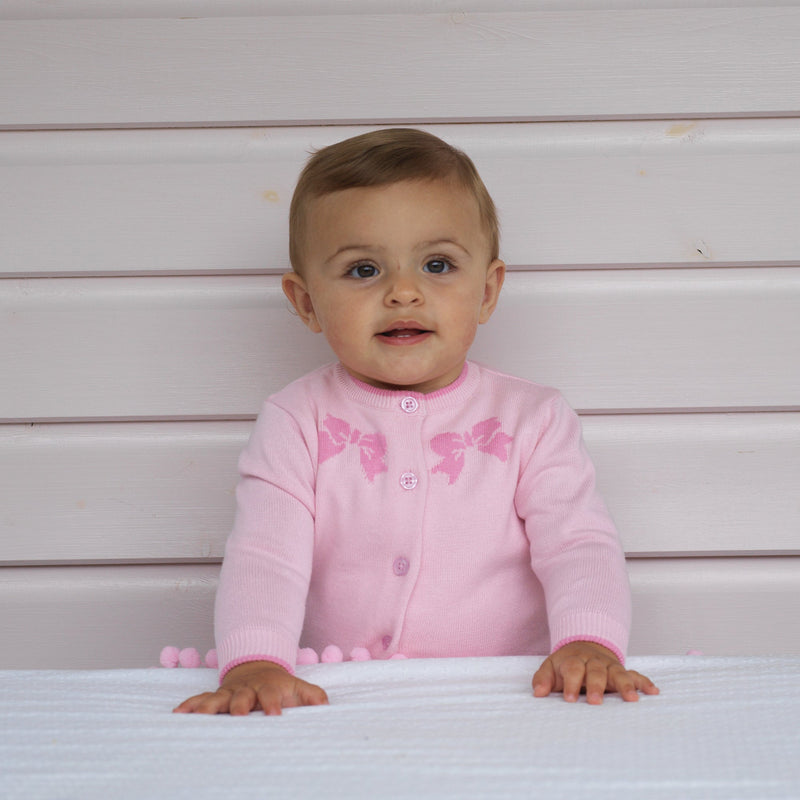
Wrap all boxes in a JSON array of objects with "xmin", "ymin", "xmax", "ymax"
[{"xmin": 172, "ymin": 660, "xmax": 329, "ymax": 716}]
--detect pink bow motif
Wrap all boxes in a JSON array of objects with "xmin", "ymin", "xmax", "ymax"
[
  {"xmin": 318, "ymin": 414, "xmax": 388, "ymax": 482},
  {"xmin": 431, "ymin": 417, "xmax": 513, "ymax": 484}
]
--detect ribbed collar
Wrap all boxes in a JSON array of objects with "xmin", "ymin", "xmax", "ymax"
[{"xmin": 334, "ymin": 361, "xmax": 480, "ymax": 413}]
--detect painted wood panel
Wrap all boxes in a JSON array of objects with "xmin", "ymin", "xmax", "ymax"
[
  {"xmin": 1, "ymin": 558, "xmax": 798, "ymax": 668},
  {"xmin": 2, "ymin": 269, "xmax": 798, "ymax": 421},
  {"xmin": 0, "ymin": 565, "xmax": 219, "ymax": 669},
  {"xmin": 0, "ymin": 422, "xmax": 246, "ymax": 565},
  {"xmin": 2, "ymin": 0, "xmax": 796, "ymax": 665},
  {"xmin": 6, "ymin": 0, "xmax": 796, "ymax": 21},
  {"xmin": 2, "ymin": 8, "xmax": 800, "ymax": 128},
  {"xmin": 476, "ymin": 268, "xmax": 800, "ymax": 412},
  {"xmin": 3, "ymin": 120, "xmax": 800, "ymax": 276},
  {"xmin": 627, "ymin": 558, "xmax": 800, "ymax": 656},
  {"xmin": 1, "ymin": 414, "xmax": 798, "ymax": 564},
  {"xmin": 586, "ymin": 413, "xmax": 800, "ymax": 557},
  {"xmin": 0, "ymin": 275, "xmax": 329, "ymax": 421}
]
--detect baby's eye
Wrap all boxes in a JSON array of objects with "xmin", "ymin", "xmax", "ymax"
[
  {"xmin": 423, "ymin": 259, "xmax": 453, "ymax": 274},
  {"xmin": 347, "ymin": 263, "xmax": 379, "ymax": 279}
]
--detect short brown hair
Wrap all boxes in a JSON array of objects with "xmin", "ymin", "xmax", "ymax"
[{"xmin": 288, "ymin": 128, "xmax": 500, "ymax": 272}]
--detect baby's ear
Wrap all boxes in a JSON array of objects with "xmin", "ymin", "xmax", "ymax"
[
  {"xmin": 479, "ymin": 258, "xmax": 506, "ymax": 324},
  {"xmin": 282, "ymin": 271, "xmax": 322, "ymax": 333}
]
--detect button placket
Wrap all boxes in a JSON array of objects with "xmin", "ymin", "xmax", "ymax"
[{"xmin": 388, "ymin": 396, "xmax": 424, "ymax": 661}]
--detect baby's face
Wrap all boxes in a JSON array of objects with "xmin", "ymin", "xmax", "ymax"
[{"xmin": 283, "ymin": 179, "xmax": 505, "ymax": 394}]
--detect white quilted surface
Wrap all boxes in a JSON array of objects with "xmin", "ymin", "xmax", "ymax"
[{"xmin": 2, "ymin": 656, "xmax": 799, "ymax": 799}]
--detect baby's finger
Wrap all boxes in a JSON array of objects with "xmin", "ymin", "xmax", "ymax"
[
  {"xmin": 197, "ymin": 689, "xmax": 236, "ymax": 715},
  {"xmin": 172, "ymin": 692, "xmax": 209, "ymax": 714},
  {"xmin": 628, "ymin": 670, "xmax": 660, "ymax": 697},
  {"xmin": 295, "ymin": 680, "xmax": 329, "ymax": 707},
  {"xmin": 256, "ymin": 684, "xmax": 287, "ymax": 716},
  {"xmin": 228, "ymin": 686, "xmax": 260, "ymax": 716},
  {"xmin": 270, "ymin": 679, "xmax": 329, "ymax": 713},
  {"xmin": 532, "ymin": 658, "xmax": 557, "ymax": 697},
  {"xmin": 584, "ymin": 660, "xmax": 609, "ymax": 705},
  {"xmin": 607, "ymin": 666, "xmax": 640, "ymax": 702},
  {"xmin": 559, "ymin": 657, "xmax": 587, "ymax": 703},
  {"xmin": 174, "ymin": 689, "xmax": 232, "ymax": 715},
  {"xmin": 608, "ymin": 668, "xmax": 660, "ymax": 701}
]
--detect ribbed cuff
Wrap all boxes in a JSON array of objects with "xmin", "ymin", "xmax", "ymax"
[
  {"xmin": 218, "ymin": 654, "xmax": 294, "ymax": 684},
  {"xmin": 216, "ymin": 628, "xmax": 298, "ymax": 683},
  {"xmin": 549, "ymin": 612, "xmax": 629, "ymax": 666},
  {"xmin": 551, "ymin": 635, "xmax": 626, "ymax": 666}
]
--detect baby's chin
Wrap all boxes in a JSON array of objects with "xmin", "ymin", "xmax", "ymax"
[{"xmin": 348, "ymin": 364, "xmax": 466, "ymax": 395}]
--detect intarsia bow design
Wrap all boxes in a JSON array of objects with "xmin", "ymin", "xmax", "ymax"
[
  {"xmin": 431, "ymin": 417, "xmax": 513, "ymax": 484},
  {"xmin": 318, "ymin": 414, "xmax": 388, "ymax": 482}
]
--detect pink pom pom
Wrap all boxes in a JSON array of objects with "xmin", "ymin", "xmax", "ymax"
[
  {"xmin": 686, "ymin": 649, "xmax": 704, "ymax": 656},
  {"xmin": 204, "ymin": 649, "xmax": 218, "ymax": 669},
  {"xmin": 159, "ymin": 646, "xmax": 180, "ymax": 668},
  {"xmin": 296, "ymin": 647, "xmax": 319, "ymax": 665},
  {"xmin": 179, "ymin": 647, "xmax": 202, "ymax": 668},
  {"xmin": 390, "ymin": 653, "xmax": 408, "ymax": 660},
  {"xmin": 349, "ymin": 647, "xmax": 372, "ymax": 662},
  {"xmin": 321, "ymin": 645, "xmax": 344, "ymax": 663}
]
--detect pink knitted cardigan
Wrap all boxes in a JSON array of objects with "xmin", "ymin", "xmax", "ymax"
[{"xmin": 215, "ymin": 362, "xmax": 631, "ymax": 679}]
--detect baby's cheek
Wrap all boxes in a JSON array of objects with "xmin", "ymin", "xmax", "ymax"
[
  {"xmin": 458, "ymin": 316, "xmax": 481, "ymax": 347},
  {"xmin": 316, "ymin": 318, "xmax": 350, "ymax": 350}
]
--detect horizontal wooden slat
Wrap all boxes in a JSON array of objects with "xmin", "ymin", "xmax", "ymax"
[
  {"xmin": 586, "ymin": 413, "xmax": 800, "ymax": 557},
  {"xmin": 5, "ymin": 0, "xmax": 793, "ymax": 21},
  {"xmin": 1, "ymin": 414, "xmax": 798, "ymax": 564},
  {"xmin": 2, "ymin": 9, "xmax": 799, "ymax": 128},
  {"xmin": 0, "ymin": 565, "xmax": 218, "ymax": 669},
  {"xmin": 0, "ymin": 275, "xmax": 332, "ymax": 421},
  {"xmin": 1, "ymin": 558, "xmax": 798, "ymax": 667},
  {"xmin": 0, "ymin": 422, "xmax": 246, "ymax": 565},
  {"xmin": 3, "ymin": 120, "xmax": 800, "ymax": 275},
  {"xmin": 475, "ymin": 267, "xmax": 800, "ymax": 412},
  {"xmin": 3, "ymin": 269, "xmax": 797, "ymax": 420},
  {"xmin": 627, "ymin": 558, "xmax": 800, "ymax": 656}
]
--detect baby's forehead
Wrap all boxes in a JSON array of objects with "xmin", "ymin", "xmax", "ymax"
[
  {"xmin": 314, "ymin": 175, "xmax": 471, "ymax": 201},
  {"xmin": 305, "ymin": 178, "xmax": 481, "ymax": 223},
  {"xmin": 291, "ymin": 175, "xmax": 496, "ymax": 272}
]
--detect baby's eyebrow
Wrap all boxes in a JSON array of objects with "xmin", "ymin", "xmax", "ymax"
[
  {"xmin": 418, "ymin": 239, "xmax": 471, "ymax": 256},
  {"xmin": 324, "ymin": 244, "xmax": 383, "ymax": 265}
]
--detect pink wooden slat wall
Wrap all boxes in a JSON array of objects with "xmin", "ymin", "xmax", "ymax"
[{"xmin": 0, "ymin": 0, "xmax": 798, "ymax": 667}]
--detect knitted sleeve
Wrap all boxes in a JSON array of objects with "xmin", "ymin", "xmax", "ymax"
[
  {"xmin": 214, "ymin": 401, "xmax": 316, "ymax": 679},
  {"xmin": 515, "ymin": 393, "xmax": 631, "ymax": 663}
]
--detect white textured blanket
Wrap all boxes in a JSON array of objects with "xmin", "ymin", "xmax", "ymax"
[{"xmin": 2, "ymin": 656, "xmax": 799, "ymax": 799}]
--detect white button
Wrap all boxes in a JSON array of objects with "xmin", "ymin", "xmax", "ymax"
[
  {"xmin": 400, "ymin": 472, "xmax": 418, "ymax": 490},
  {"xmin": 400, "ymin": 396, "xmax": 419, "ymax": 413}
]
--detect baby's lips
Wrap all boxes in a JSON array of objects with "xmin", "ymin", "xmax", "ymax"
[
  {"xmin": 381, "ymin": 328, "xmax": 423, "ymax": 337},
  {"xmin": 378, "ymin": 320, "xmax": 431, "ymax": 337}
]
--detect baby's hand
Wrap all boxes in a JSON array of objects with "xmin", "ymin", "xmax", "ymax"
[
  {"xmin": 532, "ymin": 641, "xmax": 659, "ymax": 705},
  {"xmin": 173, "ymin": 660, "xmax": 329, "ymax": 716}
]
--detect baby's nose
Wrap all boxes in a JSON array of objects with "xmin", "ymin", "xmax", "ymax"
[{"xmin": 386, "ymin": 272, "xmax": 423, "ymax": 304}]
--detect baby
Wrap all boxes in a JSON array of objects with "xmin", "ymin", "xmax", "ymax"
[{"xmin": 175, "ymin": 128, "xmax": 658, "ymax": 715}]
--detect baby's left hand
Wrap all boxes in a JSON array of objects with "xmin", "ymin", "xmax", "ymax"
[{"xmin": 532, "ymin": 641, "xmax": 659, "ymax": 705}]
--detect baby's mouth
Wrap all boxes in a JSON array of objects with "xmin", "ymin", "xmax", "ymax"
[
  {"xmin": 379, "ymin": 327, "xmax": 430, "ymax": 339},
  {"xmin": 378, "ymin": 321, "xmax": 433, "ymax": 339}
]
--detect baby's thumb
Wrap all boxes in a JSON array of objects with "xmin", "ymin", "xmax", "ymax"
[{"xmin": 532, "ymin": 657, "xmax": 557, "ymax": 697}]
